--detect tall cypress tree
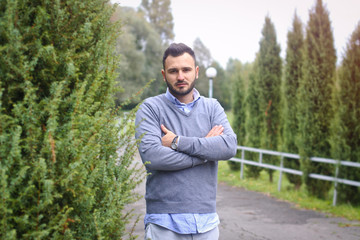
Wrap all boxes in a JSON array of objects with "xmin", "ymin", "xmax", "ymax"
[
  {"xmin": 282, "ymin": 12, "xmax": 304, "ymax": 188},
  {"xmin": 244, "ymin": 59, "xmax": 263, "ymax": 178},
  {"xmin": 330, "ymin": 23, "xmax": 360, "ymax": 204},
  {"xmin": 231, "ymin": 60, "xmax": 246, "ymax": 146},
  {"xmin": 297, "ymin": 0, "xmax": 336, "ymax": 199},
  {"xmin": 0, "ymin": 1, "xmax": 141, "ymax": 238},
  {"xmin": 257, "ymin": 16, "xmax": 282, "ymax": 182},
  {"xmin": 228, "ymin": 60, "xmax": 245, "ymax": 170}
]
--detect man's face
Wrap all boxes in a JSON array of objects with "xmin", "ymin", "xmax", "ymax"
[{"xmin": 162, "ymin": 53, "xmax": 199, "ymax": 98}]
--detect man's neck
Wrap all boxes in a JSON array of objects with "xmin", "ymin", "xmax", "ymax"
[
  {"xmin": 177, "ymin": 93, "xmax": 194, "ymax": 104},
  {"xmin": 171, "ymin": 90, "xmax": 194, "ymax": 104}
]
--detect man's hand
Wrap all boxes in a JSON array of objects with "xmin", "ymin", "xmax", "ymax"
[
  {"xmin": 161, "ymin": 124, "xmax": 177, "ymax": 147},
  {"xmin": 206, "ymin": 125, "xmax": 224, "ymax": 138}
]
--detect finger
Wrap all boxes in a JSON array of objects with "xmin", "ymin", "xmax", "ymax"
[
  {"xmin": 206, "ymin": 125, "xmax": 216, "ymax": 137},
  {"xmin": 213, "ymin": 126, "xmax": 223, "ymax": 135},
  {"xmin": 206, "ymin": 125, "xmax": 218, "ymax": 137},
  {"xmin": 213, "ymin": 125, "xmax": 223, "ymax": 133},
  {"xmin": 218, "ymin": 125, "xmax": 224, "ymax": 134},
  {"xmin": 211, "ymin": 126, "xmax": 221, "ymax": 135},
  {"xmin": 206, "ymin": 125, "xmax": 224, "ymax": 137},
  {"xmin": 161, "ymin": 124, "xmax": 168, "ymax": 134}
]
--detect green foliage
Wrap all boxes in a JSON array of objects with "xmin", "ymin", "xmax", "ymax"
[
  {"xmin": 0, "ymin": 1, "xmax": 142, "ymax": 238},
  {"xmin": 218, "ymin": 161, "xmax": 360, "ymax": 221},
  {"xmin": 297, "ymin": 0, "xmax": 336, "ymax": 199},
  {"xmin": 212, "ymin": 62, "xmax": 231, "ymax": 110},
  {"xmin": 257, "ymin": 16, "xmax": 282, "ymax": 182},
  {"xmin": 227, "ymin": 60, "xmax": 246, "ymax": 170},
  {"xmin": 282, "ymin": 13, "xmax": 304, "ymax": 188},
  {"xmin": 140, "ymin": 0, "xmax": 174, "ymax": 44},
  {"xmin": 330, "ymin": 23, "xmax": 360, "ymax": 205},
  {"xmin": 243, "ymin": 60, "xmax": 263, "ymax": 179},
  {"xmin": 229, "ymin": 61, "xmax": 252, "ymax": 146},
  {"xmin": 193, "ymin": 37, "xmax": 212, "ymax": 69},
  {"xmin": 192, "ymin": 38, "xmax": 231, "ymax": 110},
  {"xmin": 226, "ymin": 0, "xmax": 359, "ymax": 204},
  {"xmin": 112, "ymin": 6, "xmax": 164, "ymax": 107}
]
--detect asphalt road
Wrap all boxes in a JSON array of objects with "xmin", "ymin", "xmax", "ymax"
[{"xmin": 125, "ymin": 154, "xmax": 360, "ymax": 240}]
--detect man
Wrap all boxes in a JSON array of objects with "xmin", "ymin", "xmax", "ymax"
[{"xmin": 135, "ymin": 43, "xmax": 237, "ymax": 240}]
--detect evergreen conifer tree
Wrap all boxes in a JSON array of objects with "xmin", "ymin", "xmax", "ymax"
[
  {"xmin": 244, "ymin": 59, "xmax": 263, "ymax": 178},
  {"xmin": 297, "ymin": 0, "xmax": 336, "ymax": 198},
  {"xmin": 211, "ymin": 62, "xmax": 231, "ymax": 110},
  {"xmin": 228, "ymin": 60, "xmax": 245, "ymax": 170},
  {"xmin": 231, "ymin": 61, "xmax": 246, "ymax": 146},
  {"xmin": 257, "ymin": 16, "xmax": 282, "ymax": 182},
  {"xmin": 282, "ymin": 13, "xmax": 304, "ymax": 188},
  {"xmin": 0, "ymin": 1, "xmax": 142, "ymax": 238},
  {"xmin": 330, "ymin": 22, "xmax": 360, "ymax": 204}
]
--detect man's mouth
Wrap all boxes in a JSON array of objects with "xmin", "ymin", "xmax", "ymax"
[{"xmin": 176, "ymin": 82, "xmax": 187, "ymax": 87}]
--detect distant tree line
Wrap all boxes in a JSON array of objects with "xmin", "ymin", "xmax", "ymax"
[
  {"xmin": 112, "ymin": 0, "xmax": 232, "ymax": 110},
  {"xmin": 230, "ymin": 0, "xmax": 360, "ymax": 205}
]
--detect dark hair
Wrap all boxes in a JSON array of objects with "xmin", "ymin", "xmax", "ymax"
[{"xmin": 162, "ymin": 43, "xmax": 196, "ymax": 69}]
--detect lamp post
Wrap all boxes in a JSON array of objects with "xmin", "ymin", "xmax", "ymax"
[{"xmin": 206, "ymin": 67, "xmax": 217, "ymax": 98}]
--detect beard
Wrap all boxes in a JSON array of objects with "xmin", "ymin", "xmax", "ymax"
[{"xmin": 165, "ymin": 78, "xmax": 196, "ymax": 97}]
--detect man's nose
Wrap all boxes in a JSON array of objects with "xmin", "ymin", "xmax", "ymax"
[{"xmin": 177, "ymin": 71, "xmax": 185, "ymax": 80}]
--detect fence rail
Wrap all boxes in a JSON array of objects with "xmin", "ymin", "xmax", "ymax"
[{"xmin": 230, "ymin": 146, "xmax": 360, "ymax": 206}]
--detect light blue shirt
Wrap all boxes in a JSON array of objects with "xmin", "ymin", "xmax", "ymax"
[
  {"xmin": 165, "ymin": 88, "xmax": 201, "ymax": 114},
  {"xmin": 144, "ymin": 88, "xmax": 220, "ymax": 234}
]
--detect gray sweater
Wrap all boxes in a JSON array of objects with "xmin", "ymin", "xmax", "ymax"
[{"xmin": 135, "ymin": 94, "xmax": 237, "ymax": 214}]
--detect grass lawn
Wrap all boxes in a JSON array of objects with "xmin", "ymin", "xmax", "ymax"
[{"xmin": 218, "ymin": 160, "xmax": 360, "ymax": 222}]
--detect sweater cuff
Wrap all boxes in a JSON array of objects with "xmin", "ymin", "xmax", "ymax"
[
  {"xmin": 178, "ymin": 136, "xmax": 207, "ymax": 166},
  {"xmin": 177, "ymin": 135, "xmax": 194, "ymax": 154}
]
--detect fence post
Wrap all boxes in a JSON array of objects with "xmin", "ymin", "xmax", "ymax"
[
  {"xmin": 240, "ymin": 149, "xmax": 245, "ymax": 179},
  {"xmin": 332, "ymin": 163, "xmax": 340, "ymax": 206},
  {"xmin": 278, "ymin": 155, "xmax": 284, "ymax": 192}
]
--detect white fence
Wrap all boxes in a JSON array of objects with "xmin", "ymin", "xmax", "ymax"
[{"xmin": 230, "ymin": 146, "xmax": 360, "ymax": 206}]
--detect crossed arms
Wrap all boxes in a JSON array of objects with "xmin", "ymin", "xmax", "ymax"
[
  {"xmin": 135, "ymin": 101, "xmax": 237, "ymax": 171},
  {"xmin": 161, "ymin": 124, "xmax": 224, "ymax": 147}
]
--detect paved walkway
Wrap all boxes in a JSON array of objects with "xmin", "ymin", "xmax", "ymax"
[{"xmin": 125, "ymin": 154, "xmax": 360, "ymax": 240}]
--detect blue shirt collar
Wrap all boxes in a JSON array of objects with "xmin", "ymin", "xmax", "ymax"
[
  {"xmin": 165, "ymin": 88, "xmax": 201, "ymax": 113},
  {"xmin": 165, "ymin": 88, "xmax": 200, "ymax": 106}
]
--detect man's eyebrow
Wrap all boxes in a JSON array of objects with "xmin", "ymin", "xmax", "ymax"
[
  {"xmin": 182, "ymin": 67, "xmax": 193, "ymax": 70},
  {"xmin": 167, "ymin": 66, "xmax": 193, "ymax": 72}
]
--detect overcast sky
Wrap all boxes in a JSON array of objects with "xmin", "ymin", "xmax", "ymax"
[{"xmin": 112, "ymin": 0, "xmax": 360, "ymax": 68}]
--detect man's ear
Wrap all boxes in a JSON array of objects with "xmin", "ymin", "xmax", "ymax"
[
  {"xmin": 162, "ymin": 69, "xmax": 166, "ymax": 82},
  {"xmin": 195, "ymin": 66, "xmax": 199, "ymax": 79}
]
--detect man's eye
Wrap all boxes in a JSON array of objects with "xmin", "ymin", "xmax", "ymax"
[{"xmin": 168, "ymin": 69, "xmax": 178, "ymax": 74}]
